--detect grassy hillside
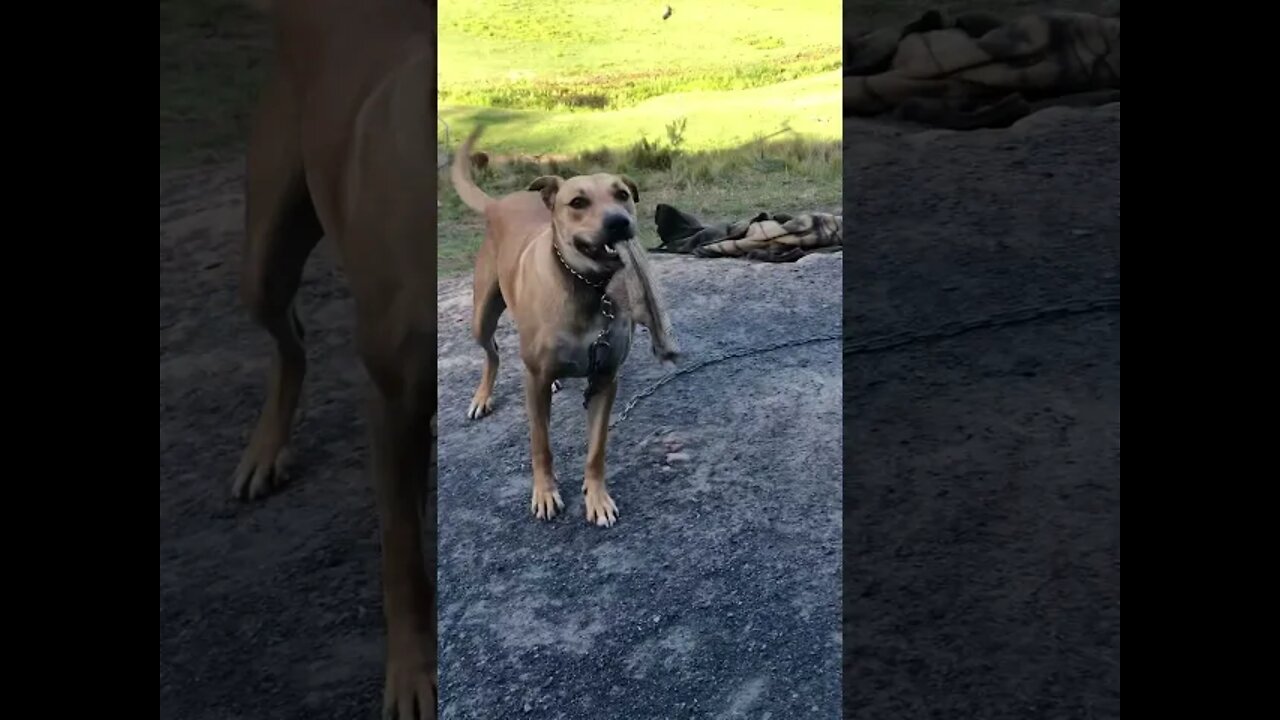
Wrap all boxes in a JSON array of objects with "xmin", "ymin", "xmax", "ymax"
[
  {"xmin": 436, "ymin": 1, "xmax": 842, "ymax": 276},
  {"xmin": 438, "ymin": 0, "xmax": 842, "ymax": 112},
  {"xmin": 437, "ymin": 0, "xmax": 842, "ymax": 152},
  {"xmin": 440, "ymin": 72, "xmax": 840, "ymax": 156}
]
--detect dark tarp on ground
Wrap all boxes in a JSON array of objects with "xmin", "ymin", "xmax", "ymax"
[
  {"xmin": 844, "ymin": 8, "xmax": 1120, "ymax": 129},
  {"xmin": 652, "ymin": 204, "xmax": 842, "ymax": 263}
]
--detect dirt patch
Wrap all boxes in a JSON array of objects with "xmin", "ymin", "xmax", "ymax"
[
  {"xmin": 435, "ymin": 252, "xmax": 843, "ymax": 717},
  {"xmin": 842, "ymin": 104, "xmax": 1120, "ymax": 718}
]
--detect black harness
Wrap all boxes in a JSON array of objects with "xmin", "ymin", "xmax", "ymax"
[{"xmin": 553, "ymin": 243, "xmax": 618, "ymax": 408}]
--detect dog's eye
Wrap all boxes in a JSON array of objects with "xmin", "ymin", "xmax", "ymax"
[
  {"xmin": 568, "ymin": 196, "xmax": 590, "ymax": 209},
  {"xmin": 615, "ymin": 190, "xmax": 630, "ymax": 201}
]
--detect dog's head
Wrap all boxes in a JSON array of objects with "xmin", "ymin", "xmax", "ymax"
[{"xmin": 528, "ymin": 173, "xmax": 640, "ymax": 272}]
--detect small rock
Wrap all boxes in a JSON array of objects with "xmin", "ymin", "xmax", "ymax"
[{"xmin": 665, "ymin": 452, "xmax": 690, "ymax": 463}]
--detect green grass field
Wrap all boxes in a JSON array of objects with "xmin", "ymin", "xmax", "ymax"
[
  {"xmin": 440, "ymin": 72, "xmax": 840, "ymax": 157},
  {"xmin": 437, "ymin": 0, "xmax": 843, "ymax": 275},
  {"xmin": 438, "ymin": 1, "xmax": 841, "ymax": 112},
  {"xmin": 437, "ymin": 0, "xmax": 841, "ymax": 154}
]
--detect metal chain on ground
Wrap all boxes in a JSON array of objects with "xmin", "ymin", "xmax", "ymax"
[
  {"xmin": 610, "ymin": 294, "xmax": 1120, "ymax": 428},
  {"xmin": 841, "ymin": 294, "xmax": 1120, "ymax": 358},
  {"xmin": 610, "ymin": 332, "xmax": 840, "ymax": 428}
]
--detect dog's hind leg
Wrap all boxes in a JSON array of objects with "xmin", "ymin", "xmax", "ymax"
[
  {"xmin": 231, "ymin": 70, "xmax": 324, "ymax": 500},
  {"xmin": 466, "ymin": 262, "xmax": 505, "ymax": 420},
  {"xmin": 582, "ymin": 375, "xmax": 619, "ymax": 527}
]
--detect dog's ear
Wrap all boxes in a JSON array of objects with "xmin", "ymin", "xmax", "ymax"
[
  {"xmin": 527, "ymin": 175, "xmax": 563, "ymax": 210},
  {"xmin": 620, "ymin": 175, "xmax": 640, "ymax": 204}
]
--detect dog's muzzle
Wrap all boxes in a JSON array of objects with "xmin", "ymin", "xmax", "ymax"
[
  {"xmin": 578, "ymin": 212, "xmax": 635, "ymax": 259},
  {"xmin": 604, "ymin": 212, "xmax": 635, "ymax": 243}
]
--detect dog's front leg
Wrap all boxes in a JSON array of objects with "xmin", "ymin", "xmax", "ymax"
[
  {"xmin": 583, "ymin": 375, "xmax": 619, "ymax": 527},
  {"xmin": 524, "ymin": 368, "xmax": 564, "ymax": 520}
]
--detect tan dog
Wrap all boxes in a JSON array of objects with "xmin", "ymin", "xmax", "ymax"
[
  {"xmin": 450, "ymin": 128, "xmax": 678, "ymax": 527},
  {"xmin": 228, "ymin": 1, "xmax": 437, "ymax": 718}
]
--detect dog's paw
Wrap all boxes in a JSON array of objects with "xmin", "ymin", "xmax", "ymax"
[
  {"xmin": 382, "ymin": 650, "xmax": 437, "ymax": 720},
  {"xmin": 466, "ymin": 395, "xmax": 494, "ymax": 420},
  {"xmin": 230, "ymin": 442, "xmax": 293, "ymax": 500},
  {"xmin": 531, "ymin": 485, "xmax": 564, "ymax": 520},
  {"xmin": 551, "ymin": 379, "xmax": 564, "ymax": 394},
  {"xmin": 583, "ymin": 485, "xmax": 619, "ymax": 527}
]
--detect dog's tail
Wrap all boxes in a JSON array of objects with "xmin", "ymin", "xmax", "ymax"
[{"xmin": 450, "ymin": 126, "xmax": 494, "ymax": 213}]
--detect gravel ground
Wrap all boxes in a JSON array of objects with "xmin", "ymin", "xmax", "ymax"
[{"xmin": 842, "ymin": 104, "xmax": 1121, "ymax": 719}]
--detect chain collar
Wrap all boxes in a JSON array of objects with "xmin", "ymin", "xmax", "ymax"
[{"xmin": 553, "ymin": 241, "xmax": 613, "ymax": 290}]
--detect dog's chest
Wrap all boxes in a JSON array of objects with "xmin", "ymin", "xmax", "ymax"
[{"xmin": 552, "ymin": 306, "xmax": 633, "ymax": 379}]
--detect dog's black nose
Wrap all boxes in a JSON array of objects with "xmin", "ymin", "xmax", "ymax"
[{"xmin": 604, "ymin": 213, "xmax": 634, "ymax": 240}]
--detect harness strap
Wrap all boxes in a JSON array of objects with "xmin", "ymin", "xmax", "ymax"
[{"xmin": 552, "ymin": 243, "xmax": 618, "ymax": 407}]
